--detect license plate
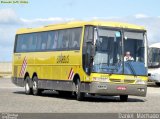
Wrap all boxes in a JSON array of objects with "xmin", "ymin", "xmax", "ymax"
[
  {"xmin": 116, "ymin": 86, "xmax": 127, "ymax": 90},
  {"xmin": 97, "ymin": 84, "xmax": 107, "ymax": 89}
]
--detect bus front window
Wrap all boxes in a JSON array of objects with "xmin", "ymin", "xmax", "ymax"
[
  {"xmin": 148, "ymin": 48, "xmax": 160, "ymax": 68},
  {"xmin": 124, "ymin": 32, "xmax": 145, "ymax": 62},
  {"xmin": 123, "ymin": 31, "xmax": 147, "ymax": 76},
  {"xmin": 92, "ymin": 28, "xmax": 147, "ymax": 76},
  {"xmin": 92, "ymin": 28, "xmax": 122, "ymax": 74}
]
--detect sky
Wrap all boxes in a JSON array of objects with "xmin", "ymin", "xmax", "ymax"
[{"xmin": 0, "ymin": 0, "xmax": 160, "ymax": 61}]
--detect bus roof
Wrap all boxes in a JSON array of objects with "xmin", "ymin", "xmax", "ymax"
[
  {"xmin": 16, "ymin": 20, "xmax": 146, "ymax": 34},
  {"xmin": 150, "ymin": 43, "xmax": 160, "ymax": 48}
]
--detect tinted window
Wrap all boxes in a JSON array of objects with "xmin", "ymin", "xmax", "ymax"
[
  {"xmin": 69, "ymin": 28, "xmax": 82, "ymax": 50},
  {"xmin": 57, "ymin": 28, "xmax": 82, "ymax": 50},
  {"xmin": 14, "ymin": 27, "xmax": 82, "ymax": 53},
  {"xmin": 41, "ymin": 32, "xmax": 48, "ymax": 51},
  {"xmin": 57, "ymin": 30, "xmax": 64, "ymax": 50},
  {"xmin": 46, "ymin": 31, "xmax": 55, "ymax": 50},
  {"xmin": 29, "ymin": 33, "xmax": 37, "ymax": 51},
  {"xmin": 16, "ymin": 34, "xmax": 34, "ymax": 52}
]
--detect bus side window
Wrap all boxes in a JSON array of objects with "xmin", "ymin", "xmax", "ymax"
[
  {"xmin": 33, "ymin": 33, "xmax": 38, "ymax": 51},
  {"xmin": 71, "ymin": 30, "xmax": 77, "ymax": 48},
  {"xmin": 16, "ymin": 35, "xmax": 24, "ymax": 52},
  {"xmin": 62, "ymin": 30, "xmax": 68, "ymax": 50},
  {"xmin": 57, "ymin": 30, "xmax": 64, "ymax": 50},
  {"xmin": 16, "ymin": 34, "xmax": 29, "ymax": 52},
  {"xmin": 21, "ymin": 35, "xmax": 28, "ymax": 52},
  {"xmin": 52, "ymin": 31, "xmax": 58, "ymax": 50},
  {"xmin": 73, "ymin": 34, "xmax": 79, "ymax": 48},
  {"xmin": 64, "ymin": 30, "xmax": 70, "ymax": 49},
  {"xmin": 36, "ymin": 33, "xmax": 42, "ymax": 51},
  {"xmin": 47, "ymin": 31, "xmax": 54, "ymax": 50},
  {"xmin": 28, "ymin": 34, "xmax": 36, "ymax": 51},
  {"xmin": 69, "ymin": 28, "xmax": 82, "ymax": 50},
  {"xmin": 40, "ymin": 32, "xmax": 47, "ymax": 51},
  {"xmin": 41, "ymin": 42, "xmax": 46, "ymax": 50},
  {"xmin": 21, "ymin": 44, "xmax": 27, "ymax": 51}
]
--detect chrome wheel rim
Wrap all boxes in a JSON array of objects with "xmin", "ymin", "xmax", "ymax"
[
  {"xmin": 25, "ymin": 82, "xmax": 29, "ymax": 92},
  {"xmin": 33, "ymin": 81, "xmax": 37, "ymax": 91}
]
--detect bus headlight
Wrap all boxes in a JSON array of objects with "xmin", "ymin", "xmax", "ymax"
[
  {"xmin": 92, "ymin": 77, "xmax": 110, "ymax": 82},
  {"xmin": 136, "ymin": 79, "xmax": 147, "ymax": 85}
]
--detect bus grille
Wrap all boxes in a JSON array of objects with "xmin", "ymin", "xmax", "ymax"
[
  {"xmin": 124, "ymin": 79, "xmax": 135, "ymax": 84},
  {"xmin": 109, "ymin": 79, "xmax": 135, "ymax": 84},
  {"xmin": 110, "ymin": 79, "xmax": 121, "ymax": 82}
]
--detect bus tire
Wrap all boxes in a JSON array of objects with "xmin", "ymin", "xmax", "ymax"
[
  {"xmin": 120, "ymin": 95, "xmax": 128, "ymax": 102},
  {"xmin": 75, "ymin": 79, "xmax": 85, "ymax": 101},
  {"xmin": 24, "ymin": 76, "xmax": 32, "ymax": 95},
  {"xmin": 32, "ymin": 76, "xmax": 43, "ymax": 95},
  {"xmin": 155, "ymin": 82, "xmax": 160, "ymax": 86}
]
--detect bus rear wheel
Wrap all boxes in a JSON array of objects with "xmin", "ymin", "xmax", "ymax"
[
  {"xmin": 32, "ymin": 76, "xmax": 43, "ymax": 95},
  {"xmin": 75, "ymin": 79, "xmax": 85, "ymax": 101},
  {"xmin": 24, "ymin": 76, "xmax": 32, "ymax": 95},
  {"xmin": 120, "ymin": 95, "xmax": 128, "ymax": 102}
]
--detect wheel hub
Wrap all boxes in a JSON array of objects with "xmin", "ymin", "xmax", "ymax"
[{"xmin": 25, "ymin": 82, "xmax": 29, "ymax": 91}]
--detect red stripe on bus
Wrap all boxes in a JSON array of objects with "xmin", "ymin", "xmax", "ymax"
[
  {"xmin": 68, "ymin": 68, "xmax": 73, "ymax": 80},
  {"xmin": 19, "ymin": 57, "xmax": 27, "ymax": 77}
]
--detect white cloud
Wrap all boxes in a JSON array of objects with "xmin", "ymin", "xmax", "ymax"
[
  {"xmin": 20, "ymin": 17, "xmax": 75, "ymax": 24},
  {"xmin": 19, "ymin": 17, "xmax": 76, "ymax": 28},
  {"xmin": 20, "ymin": 17, "xmax": 64, "ymax": 23},
  {"xmin": 0, "ymin": 8, "xmax": 75, "ymax": 26},
  {"xmin": 134, "ymin": 14, "xmax": 149, "ymax": 19},
  {"xmin": 0, "ymin": 8, "xmax": 20, "ymax": 25},
  {"xmin": 0, "ymin": 9, "xmax": 76, "ymax": 61},
  {"xmin": 0, "ymin": 8, "xmax": 160, "ymax": 61}
]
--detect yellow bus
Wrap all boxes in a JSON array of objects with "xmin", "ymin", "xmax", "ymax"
[{"xmin": 12, "ymin": 21, "xmax": 148, "ymax": 101}]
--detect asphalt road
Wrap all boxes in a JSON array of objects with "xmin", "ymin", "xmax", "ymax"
[{"xmin": 0, "ymin": 78, "xmax": 160, "ymax": 113}]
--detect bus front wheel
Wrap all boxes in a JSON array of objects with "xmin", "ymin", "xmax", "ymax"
[
  {"xmin": 120, "ymin": 95, "xmax": 128, "ymax": 102},
  {"xmin": 32, "ymin": 76, "xmax": 43, "ymax": 95},
  {"xmin": 75, "ymin": 79, "xmax": 85, "ymax": 101},
  {"xmin": 24, "ymin": 76, "xmax": 32, "ymax": 95}
]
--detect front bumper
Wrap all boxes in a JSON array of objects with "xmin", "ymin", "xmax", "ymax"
[
  {"xmin": 89, "ymin": 82, "xmax": 147, "ymax": 97},
  {"xmin": 148, "ymin": 73, "xmax": 160, "ymax": 83}
]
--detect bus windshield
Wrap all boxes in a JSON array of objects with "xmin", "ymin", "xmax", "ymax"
[
  {"xmin": 148, "ymin": 48, "xmax": 160, "ymax": 68},
  {"xmin": 92, "ymin": 28, "xmax": 147, "ymax": 76},
  {"xmin": 123, "ymin": 31, "xmax": 147, "ymax": 76}
]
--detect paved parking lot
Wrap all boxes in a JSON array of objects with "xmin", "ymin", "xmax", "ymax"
[{"xmin": 0, "ymin": 78, "xmax": 160, "ymax": 113}]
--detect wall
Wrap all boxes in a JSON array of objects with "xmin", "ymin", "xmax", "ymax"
[{"xmin": 0, "ymin": 62, "xmax": 12, "ymax": 78}]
